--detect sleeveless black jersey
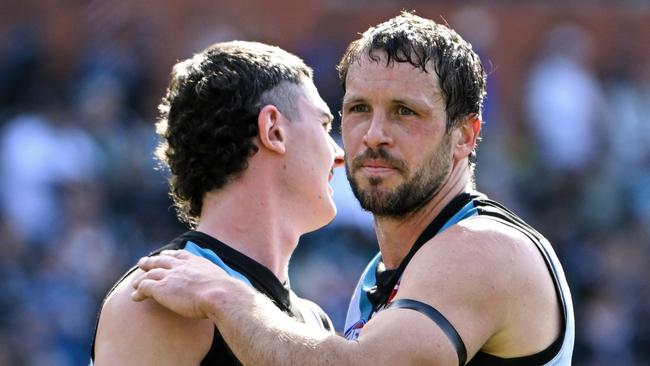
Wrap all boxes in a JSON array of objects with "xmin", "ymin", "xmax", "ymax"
[
  {"xmin": 90, "ymin": 231, "xmax": 333, "ymax": 365},
  {"xmin": 344, "ymin": 191, "xmax": 574, "ymax": 365}
]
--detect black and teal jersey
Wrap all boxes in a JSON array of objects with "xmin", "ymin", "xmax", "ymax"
[
  {"xmin": 344, "ymin": 191, "xmax": 574, "ymax": 366},
  {"xmin": 90, "ymin": 230, "xmax": 333, "ymax": 365}
]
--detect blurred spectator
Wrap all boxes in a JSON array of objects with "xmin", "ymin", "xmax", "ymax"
[
  {"xmin": 524, "ymin": 23, "xmax": 605, "ymax": 175},
  {"xmin": 600, "ymin": 35, "xmax": 650, "ymax": 233},
  {"xmin": 0, "ymin": 106, "xmax": 99, "ymax": 246}
]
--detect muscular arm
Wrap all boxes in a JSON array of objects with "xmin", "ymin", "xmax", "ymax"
[
  {"xmin": 132, "ymin": 249, "xmax": 482, "ymax": 365},
  {"xmin": 94, "ymin": 269, "xmax": 214, "ymax": 366},
  {"xmin": 200, "ymin": 290, "xmax": 462, "ymax": 366},
  {"xmin": 133, "ymin": 220, "xmax": 560, "ymax": 365}
]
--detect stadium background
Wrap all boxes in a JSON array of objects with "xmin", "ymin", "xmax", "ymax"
[{"xmin": 0, "ymin": 0, "xmax": 649, "ymax": 364}]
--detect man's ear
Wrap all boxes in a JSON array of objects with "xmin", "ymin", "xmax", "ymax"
[
  {"xmin": 452, "ymin": 114, "xmax": 481, "ymax": 160},
  {"xmin": 257, "ymin": 105, "xmax": 287, "ymax": 154}
]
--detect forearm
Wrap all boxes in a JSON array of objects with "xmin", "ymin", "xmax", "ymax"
[
  {"xmin": 202, "ymin": 284, "xmax": 361, "ymax": 366},
  {"xmin": 132, "ymin": 251, "xmax": 454, "ymax": 365}
]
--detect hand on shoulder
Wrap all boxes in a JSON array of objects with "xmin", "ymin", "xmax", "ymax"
[{"xmin": 93, "ymin": 268, "xmax": 214, "ymax": 366}]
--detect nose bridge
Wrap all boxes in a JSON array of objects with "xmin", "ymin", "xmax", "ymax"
[{"xmin": 364, "ymin": 110, "xmax": 390, "ymax": 148}]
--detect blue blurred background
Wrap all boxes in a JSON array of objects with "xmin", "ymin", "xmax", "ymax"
[{"xmin": 1, "ymin": 1, "xmax": 649, "ymax": 364}]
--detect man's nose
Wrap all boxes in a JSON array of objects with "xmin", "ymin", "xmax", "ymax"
[
  {"xmin": 363, "ymin": 113, "xmax": 393, "ymax": 149},
  {"xmin": 330, "ymin": 136, "xmax": 344, "ymax": 168}
]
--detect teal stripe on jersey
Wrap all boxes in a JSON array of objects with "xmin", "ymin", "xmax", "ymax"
[
  {"xmin": 439, "ymin": 200, "xmax": 479, "ymax": 232},
  {"xmin": 184, "ymin": 241, "xmax": 252, "ymax": 286}
]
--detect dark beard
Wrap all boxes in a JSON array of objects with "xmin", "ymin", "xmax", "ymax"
[{"xmin": 345, "ymin": 140, "xmax": 450, "ymax": 218}]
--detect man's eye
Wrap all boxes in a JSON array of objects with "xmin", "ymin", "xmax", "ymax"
[
  {"xmin": 349, "ymin": 104, "xmax": 369, "ymax": 113},
  {"xmin": 397, "ymin": 106, "xmax": 416, "ymax": 116}
]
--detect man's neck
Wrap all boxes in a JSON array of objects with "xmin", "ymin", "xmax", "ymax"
[
  {"xmin": 374, "ymin": 165, "xmax": 473, "ymax": 269},
  {"xmin": 195, "ymin": 187, "xmax": 300, "ymax": 283}
]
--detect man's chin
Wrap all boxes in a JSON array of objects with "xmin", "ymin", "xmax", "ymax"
[
  {"xmin": 355, "ymin": 190, "xmax": 393, "ymax": 213},
  {"xmin": 310, "ymin": 201, "xmax": 337, "ymax": 232}
]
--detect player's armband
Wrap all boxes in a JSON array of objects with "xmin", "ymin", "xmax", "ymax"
[{"xmin": 386, "ymin": 298, "xmax": 467, "ymax": 366}]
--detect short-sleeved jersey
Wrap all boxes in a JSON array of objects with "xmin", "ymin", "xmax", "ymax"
[
  {"xmin": 344, "ymin": 191, "xmax": 575, "ymax": 365},
  {"xmin": 90, "ymin": 230, "xmax": 333, "ymax": 365}
]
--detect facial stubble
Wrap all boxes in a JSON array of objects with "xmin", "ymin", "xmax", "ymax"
[{"xmin": 346, "ymin": 135, "xmax": 452, "ymax": 218}]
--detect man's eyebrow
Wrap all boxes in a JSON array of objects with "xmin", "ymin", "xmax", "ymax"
[
  {"xmin": 321, "ymin": 111, "xmax": 334, "ymax": 123},
  {"xmin": 393, "ymin": 98, "xmax": 426, "ymax": 107},
  {"xmin": 342, "ymin": 95, "xmax": 365, "ymax": 104}
]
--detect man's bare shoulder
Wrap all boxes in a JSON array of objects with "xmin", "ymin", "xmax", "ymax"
[
  {"xmin": 397, "ymin": 216, "xmax": 561, "ymax": 357},
  {"xmin": 450, "ymin": 215, "xmax": 555, "ymax": 294},
  {"xmin": 94, "ymin": 268, "xmax": 214, "ymax": 366},
  {"xmin": 406, "ymin": 216, "xmax": 551, "ymax": 286},
  {"xmin": 396, "ymin": 218, "xmax": 519, "ymax": 329}
]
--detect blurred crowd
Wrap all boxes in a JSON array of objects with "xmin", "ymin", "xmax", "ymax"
[{"xmin": 0, "ymin": 2, "xmax": 649, "ymax": 365}]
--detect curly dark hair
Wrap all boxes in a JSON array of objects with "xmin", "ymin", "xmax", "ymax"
[
  {"xmin": 337, "ymin": 12, "xmax": 486, "ymax": 165},
  {"xmin": 156, "ymin": 41, "xmax": 313, "ymax": 226}
]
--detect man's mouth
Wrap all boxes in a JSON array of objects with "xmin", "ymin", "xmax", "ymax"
[
  {"xmin": 359, "ymin": 160, "xmax": 395, "ymax": 174},
  {"xmin": 351, "ymin": 148, "xmax": 405, "ymax": 175}
]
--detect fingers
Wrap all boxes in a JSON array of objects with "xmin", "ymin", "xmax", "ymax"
[
  {"xmin": 130, "ymin": 267, "xmax": 165, "ymax": 299},
  {"xmin": 160, "ymin": 249, "xmax": 191, "ymax": 259},
  {"xmin": 137, "ymin": 254, "xmax": 176, "ymax": 271},
  {"xmin": 131, "ymin": 279, "xmax": 156, "ymax": 302},
  {"xmin": 130, "ymin": 250, "xmax": 195, "ymax": 303},
  {"xmin": 132, "ymin": 267, "xmax": 166, "ymax": 287},
  {"xmin": 136, "ymin": 249, "xmax": 192, "ymax": 271},
  {"xmin": 131, "ymin": 267, "xmax": 171, "ymax": 300},
  {"xmin": 132, "ymin": 249, "xmax": 195, "ymax": 301}
]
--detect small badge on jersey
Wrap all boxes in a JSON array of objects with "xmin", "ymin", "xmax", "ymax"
[{"xmin": 344, "ymin": 319, "xmax": 366, "ymax": 340}]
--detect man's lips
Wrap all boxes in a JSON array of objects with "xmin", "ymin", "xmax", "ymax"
[
  {"xmin": 362, "ymin": 160, "xmax": 393, "ymax": 168},
  {"xmin": 357, "ymin": 160, "xmax": 397, "ymax": 175},
  {"xmin": 350, "ymin": 149, "xmax": 406, "ymax": 177},
  {"xmin": 362, "ymin": 166, "xmax": 394, "ymax": 172}
]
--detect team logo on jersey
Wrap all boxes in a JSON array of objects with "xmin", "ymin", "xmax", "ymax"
[{"xmin": 344, "ymin": 319, "xmax": 366, "ymax": 340}]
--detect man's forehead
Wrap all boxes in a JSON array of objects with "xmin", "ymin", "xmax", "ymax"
[
  {"xmin": 347, "ymin": 54, "xmax": 434, "ymax": 77},
  {"xmin": 344, "ymin": 57, "xmax": 442, "ymax": 101},
  {"xmin": 301, "ymin": 80, "xmax": 333, "ymax": 119}
]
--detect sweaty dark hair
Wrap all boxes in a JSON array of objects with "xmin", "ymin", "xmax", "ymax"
[
  {"xmin": 156, "ymin": 41, "xmax": 312, "ymax": 226},
  {"xmin": 338, "ymin": 12, "xmax": 486, "ymax": 144}
]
